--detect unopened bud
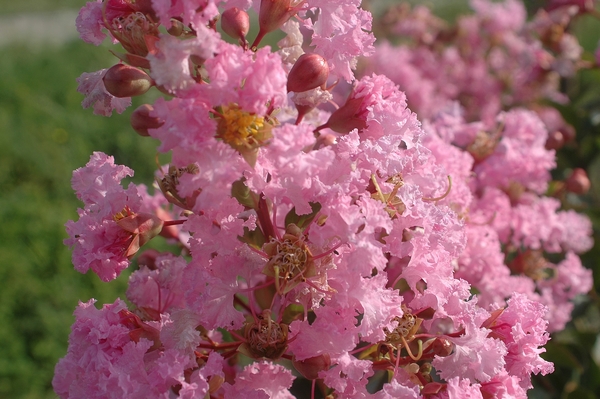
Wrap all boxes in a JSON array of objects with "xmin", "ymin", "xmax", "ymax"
[
  {"xmin": 287, "ymin": 53, "xmax": 329, "ymax": 93},
  {"xmin": 429, "ymin": 337, "xmax": 453, "ymax": 357},
  {"xmin": 325, "ymin": 96, "xmax": 368, "ymax": 134},
  {"xmin": 130, "ymin": 104, "xmax": 164, "ymax": 136},
  {"xmin": 252, "ymin": 0, "xmax": 299, "ymax": 49},
  {"xmin": 221, "ymin": 7, "xmax": 250, "ymax": 46},
  {"xmin": 167, "ymin": 19, "xmax": 184, "ymax": 36},
  {"xmin": 545, "ymin": 130, "xmax": 565, "ymax": 150},
  {"xmin": 292, "ymin": 354, "xmax": 331, "ymax": 380},
  {"xmin": 566, "ymin": 168, "xmax": 591, "ymax": 194},
  {"xmin": 103, "ymin": 64, "xmax": 153, "ymax": 98}
]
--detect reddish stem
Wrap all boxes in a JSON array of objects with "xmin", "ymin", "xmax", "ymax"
[{"xmin": 163, "ymin": 219, "xmax": 187, "ymax": 227}]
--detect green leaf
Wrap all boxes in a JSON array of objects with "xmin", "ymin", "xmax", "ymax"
[{"xmin": 284, "ymin": 202, "xmax": 322, "ymax": 230}]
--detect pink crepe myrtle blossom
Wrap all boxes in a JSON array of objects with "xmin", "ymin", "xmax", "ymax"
[
  {"xmin": 64, "ymin": 152, "xmax": 165, "ymax": 281},
  {"xmin": 56, "ymin": 0, "xmax": 596, "ymax": 397},
  {"xmin": 126, "ymin": 254, "xmax": 188, "ymax": 317},
  {"xmin": 147, "ymin": 30, "xmax": 221, "ymax": 93},
  {"xmin": 76, "ymin": 0, "xmax": 160, "ymax": 57},
  {"xmin": 53, "ymin": 299, "xmax": 224, "ymax": 398},
  {"xmin": 304, "ymin": 0, "xmax": 375, "ymax": 82}
]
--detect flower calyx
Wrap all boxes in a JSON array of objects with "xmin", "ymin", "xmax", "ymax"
[
  {"xmin": 113, "ymin": 207, "xmax": 164, "ymax": 258},
  {"xmin": 104, "ymin": 4, "xmax": 159, "ymax": 57},
  {"xmin": 292, "ymin": 353, "xmax": 331, "ymax": 380},
  {"xmin": 239, "ymin": 310, "xmax": 289, "ymax": 359},
  {"xmin": 262, "ymin": 224, "xmax": 316, "ymax": 294},
  {"xmin": 118, "ymin": 308, "xmax": 161, "ymax": 349},
  {"xmin": 157, "ymin": 164, "xmax": 201, "ymax": 210}
]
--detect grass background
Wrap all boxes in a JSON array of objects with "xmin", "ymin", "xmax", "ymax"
[
  {"xmin": 1, "ymin": 1, "xmax": 599, "ymax": 398},
  {"xmin": 0, "ymin": 2, "xmax": 160, "ymax": 397}
]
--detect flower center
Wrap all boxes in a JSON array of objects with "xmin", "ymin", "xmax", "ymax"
[
  {"xmin": 263, "ymin": 235, "xmax": 313, "ymax": 294},
  {"xmin": 111, "ymin": 12, "xmax": 158, "ymax": 56},
  {"xmin": 384, "ymin": 306, "xmax": 422, "ymax": 345},
  {"xmin": 242, "ymin": 311, "xmax": 289, "ymax": 359},
  {"xmin": 217, "ymin": 105, "xmax": 266, "ymax": 148}
]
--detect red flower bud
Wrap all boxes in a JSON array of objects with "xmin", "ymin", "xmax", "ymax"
[
  {"xmin": 545, "ymin": 130, "xmax": 565, "ymax": 150},
  {"xmin": 130, "ymin": 104, "xmax": 164, "ymax": 137},
  {"xmin": 566, "ymin": 168, "xmax": 591, "ymax": 194},
  {"xmin": 252, "ymin": 0, "xmax": 301, "ymax": 49},
  {"xmin": 325, "ymin": 96, "xmax": 368, "ymax": 134},
  {"xmin": 221, "ymin": 7, "xmax": 250, "ymax": 47},
  {"xmin": 287, "ymin": 53, "xmax": 329, "ymax": 93},
  {"xmin": 292, "ymin": 354, "xmax": 331, "ymax": 380},
  {"xmin": 103, "ymin": 64, "xmax": 153, "ymax": 98}
]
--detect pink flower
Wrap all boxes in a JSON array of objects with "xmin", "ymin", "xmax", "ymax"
[
  {"xmin": 221, "ymin": 361, "xmax": 295, "ymax": 399},
  {"xmin": 445, "ymin": 377, "xmax": 484, "ymax": 399},
  {"xmin": 321, "ymin": 74, "xmax": 421, "ymax": 143},
  {"xmin": 126, "ymin": 254, "xmax": 187, "ymax": 316},
  {"xmin": 474, "ymin": 109, "xmax": 555, "ymax": 194},
  {"xmin": 76, "ymin": 1, "xmax": 107, "ymax": 45},
  {"xmin": 198, "ymin": 44, "xmax": 288, "ymax": 115},
  {"xmin": 148, "ymin": 29, "xmax": 220, "ymax": 93},
  {"xmin": 305, "ymin": 0, "xmax": 375, "ymax": 82},
  {"xmin": 484, "ymin": 293, "xmax": 554, "ymax": 389},
  {"xmin": 433, "ymin": 321, "xmax": 507, "ymax": 384},
  {"xmin": 53, "ymin": 299, "xmax": 220, "ymax": 399},
  {"xmin": 320, "ymin": 353, "xmax": 373, "ymax": 398},
  {"xmin": 65, "ymin": 153, "xmax": 163, "ymax": 281},
  {"xmin": 150, "ymin": 0, "xmax": 247, "ymax": 31}
]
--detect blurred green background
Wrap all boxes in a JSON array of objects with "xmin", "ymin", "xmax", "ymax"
[
  {"xmin": 1, "ymin": 1, "xmax": 600, "ymax": 398},
  {"xmin": 0, "ymin": 1, "xmax": 161, "ymax": 398}
]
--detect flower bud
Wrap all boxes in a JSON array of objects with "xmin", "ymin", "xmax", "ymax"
[
  {"xmin": 292, "ymin": 354, "xmax": 331, "ymax": 380},
  {"xmin": 325, "ymin": 96, "xmax": 368, "ymax": 134},
  {"xmin": 130, "ymin": 104, "xmax": 164, "ymax": 136},
  {"xmin": 428, "ymin": 337, "xmax": 453, "ymax": 357},
  {"xmin": 221, "ymin": 7, "xmax": 250, "ymax": 46},
  {"xmin": 287, "ymin": 53, "xmax": 329, "ymax": 93},
  {"xmin": 167, "ymin": 18, "xmax": 184, "ymax": 36},
  {"xmin": 252, "ymin": 0, "xmax": 299, "ymax": 49},
  {"xmin": 566, "ymin": 168, "xmax": 591, "ymax": 194},
  {"xmin": 103, "ymin": 64, "xmax": 153, "ymax": 98},
  {"xmin": 545, "ymin": 130, "xmax": 565, "ymax": 150}
]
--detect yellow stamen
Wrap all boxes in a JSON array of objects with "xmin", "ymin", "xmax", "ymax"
[{"xmin": 217, "ymin": 105, "xmax": 266, "ymax": 148}]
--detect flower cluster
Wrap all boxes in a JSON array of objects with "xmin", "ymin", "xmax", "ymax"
[
  {"xmin": 362, "ymin": 0, "xmax": 594, "ymax": 334},
  {"xmin": 55, "ymin": 0, "xmax": 593, "ymax": 398}
]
